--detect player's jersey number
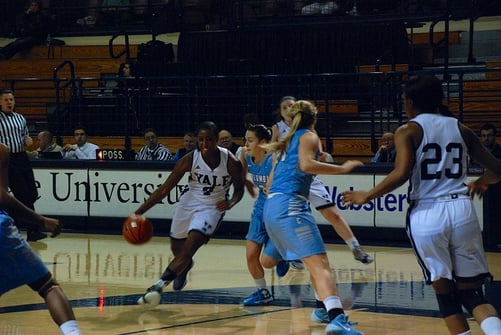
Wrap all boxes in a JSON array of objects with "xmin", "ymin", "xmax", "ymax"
[{"xmin": 420, "ymin": 142, "xmax": 463, "ymax": 180}]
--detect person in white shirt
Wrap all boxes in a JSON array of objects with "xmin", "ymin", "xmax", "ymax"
[{"xmin": 62, "ymin": 126, "xmax": 100, "ymax": 159}]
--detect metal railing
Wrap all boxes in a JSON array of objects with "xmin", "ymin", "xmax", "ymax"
[{"xmin": 4, "ymin": 67, "xmax": 500, "ymax": 154}]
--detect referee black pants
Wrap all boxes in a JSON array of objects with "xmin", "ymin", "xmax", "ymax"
[{"xmin": 8, "ymin": 152, "xmax": 40, "ymax": 232}]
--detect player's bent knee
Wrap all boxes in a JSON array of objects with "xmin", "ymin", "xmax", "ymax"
[
  {"xmin": 457, "ymin": 288, "xmax": 487, "ymax": 315},
  {"xmin": 436, "ymin": 292, "xmax": 463, "ymax": 317},
  {"xmin": 261, "ymin": 258, "xmax": 276, "ymax": 269},
  {"xmin": 29, "ymin": 273, "xmax": 60, "ymax": 298}
]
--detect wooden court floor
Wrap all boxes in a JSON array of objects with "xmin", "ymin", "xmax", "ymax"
[{"xmin": 2, "ymin": 232, "xmax": 501, "ymax": 334}]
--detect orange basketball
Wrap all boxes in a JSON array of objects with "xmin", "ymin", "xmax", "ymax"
[{"xmin": 122, "ymin": 214, "xmax": 153, "ymax": 245}]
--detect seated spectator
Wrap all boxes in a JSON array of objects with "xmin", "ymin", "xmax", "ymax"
[
  {"xmin": 0, "ymin": 0, "xmax": 54, "ymax": 60},
  {"xmin": 371, "ymin": 131, "xmax": 396, "ymax": 163},
  {"xmin": 172, "ymin": 132, "xmax": 196, "ymax": 161},
  {"xmin": 113, "ymin": 60, "xmax": 139, "ymax": 92},
  {"xmin": 28, "ymin": 130, "xmax": 62, "ymax": 159},
  {"xmin": 62, "ymin": 126, "xmax": 100, "ymax": 159},
  {"xmin": 479, "ymin": 123, "xmax": 501, "ymax": 159},
  {"xmin": 218, "ymin": 129, "xmax": 242, "ymax": 157},
  {"xmin": 470, "ymin": 123, "xmax": 501, "ymax": 167},
  {"xmin": 100, "ymin": 0, "xmax": 131, "ymax": 26},
  {"xmin": 135, "ymin": 128, "xmax": 173, "ymax": 161}
]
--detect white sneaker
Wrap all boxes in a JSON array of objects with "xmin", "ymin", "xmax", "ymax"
[{"xmin": 137, "ymin": 285, "xmax": 162, "ymax": 307}]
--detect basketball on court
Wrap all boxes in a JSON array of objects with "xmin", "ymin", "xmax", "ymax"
[{"xmin": 122, "ymin": 214, "xmax": 153, "ymax": 245}]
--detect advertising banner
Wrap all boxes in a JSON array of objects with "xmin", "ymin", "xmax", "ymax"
[{"xmin": 32, "ymin": 167, "xmax": 483, "ymax": 229}]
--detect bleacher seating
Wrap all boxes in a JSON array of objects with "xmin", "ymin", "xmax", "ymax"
[{"xmin": 2, "ymin": 2, "xmax": 501, "ymax": 162}]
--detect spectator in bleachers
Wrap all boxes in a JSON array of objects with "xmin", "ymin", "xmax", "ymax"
[
  {"xmin": 370, "ymin": 131, "xmax": 396, "ymax": 163},
  {"xmin": 114, "ymin": 60, "xmax": 139, "ymax": 93},
  {"xmin": 469, "ymin": 123, "xmax": 501, "ymax": 167},
  {"xmin": 0, "ymin": 0, "xmax": 54, "ymax": 60},
  {"xmin": 136, "ymin": 128, "xmax": 173, "ymax": 161},
  {"xmin": 173, "ymin": 132, "xmax": 196, "ymax": 162},
  {"xmin": 474, "ymin": 124, "xmax": 501, "ymax": 248},
  {"xmin": 479, "ymin": 123, "xmax": 501, "ymax": 159},
  {"xmin": 62, "ymin": 126, "xmax": 100, "ymax": 159},
  {"xmin": 28, "ymin": 130, "xmax": 62, "ymax": 160},
  {"xmin": 218, "ymin": 129, "xmax": 242, "ymax": 158}
]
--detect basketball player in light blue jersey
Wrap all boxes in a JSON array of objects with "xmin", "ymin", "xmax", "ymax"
[
  {"xmin": 272, "ymin": 96, "xmax": 373, "ymax": 324},
  {"xmin": 272, "ymin": 96, "xmax": 372, "ymax": 265},
  {"xmin": 342, "ymin": 75, "xmax": 501, "ymax": 335},
  {"xmin": 135, "ymin": 121, "xmax": 245, "ymax": 308},
  {"xmin": 0, "ymin": 143, "xmax": 83, "ymax": 335},
  {"xmin": 240, "ymin": 123, "xmax": 283, "ymax": 306},
  {"xmin": 264, "ymin": 100, "xmax": 365, "ymax": 335}
]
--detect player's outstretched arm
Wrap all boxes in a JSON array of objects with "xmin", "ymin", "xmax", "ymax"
[{"xmin": 135, "ymin": 152, "xmax": 192, "ymax": 215}]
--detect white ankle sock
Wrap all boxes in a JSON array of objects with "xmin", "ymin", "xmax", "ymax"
[
  {"xmin": 324, "ymin": 295, "xmax": 342, "ymax": 311},
  {"xmin": 480, "ymin": 316, "xmax": 501, "ymax": 335},
  {"xmin": 153, "ymin": 279, "xmax": 165, "ymax": 288},
  {"xmin": 345, "ymin": 237, "xmax": 360, "ymax": 251},
  {"xmin": 254, "ymin": 277, "xmax": 267, "ymax": 289},
  {"xmin": 60, "ymin": 320, "xmax": 82, "ymax": 335}
]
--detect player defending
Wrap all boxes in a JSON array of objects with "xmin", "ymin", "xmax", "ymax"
[
  {"xmin": 0, "ymin": 143, "xmax": 83, "ymax": 335},
  {"xmin": 263, "ymin": 100, "xmax": 365, "ymax": 335},
  {"xmin": 342, "ymin": 75, "xmax": 501, "ymax": 335}
]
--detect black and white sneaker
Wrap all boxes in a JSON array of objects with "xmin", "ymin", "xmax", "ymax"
[
  {"xmin": 173, "ymin": 259, "xmax": 194, "ymax": 291},
  {"xmin": 137, "ymin": 285, "xmax": 162, "ymax": 307},
  {"xmin": 352, "ymin": 247, "xmax": 373, "ymax": 264}
]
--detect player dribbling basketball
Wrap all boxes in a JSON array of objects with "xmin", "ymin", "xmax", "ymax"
[{"xmin": 133, "ymin": 121, "xmax": 245, "ymax": 307}]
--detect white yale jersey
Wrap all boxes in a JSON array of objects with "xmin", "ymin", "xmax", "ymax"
[
  {"xmin": 182, "ymin": 147, "xmax": 232, "ymax": 206},
  {"xmin": 408, "ymin": 113, "xmax": 468, "ymax": 200}
]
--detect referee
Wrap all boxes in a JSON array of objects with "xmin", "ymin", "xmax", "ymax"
[
  {"xmin": 135, "ymin": 128, "xmax": 173, "ymax": 161},
  {"xmin": 0, "ymin": 89, "xmax": 46, "ymax": 241}
]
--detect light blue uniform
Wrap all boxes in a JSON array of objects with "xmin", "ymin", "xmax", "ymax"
[
  {"xmin": 0, "ymin": 211, "xmax": 49, "ymax": 295},
  {"xmin": 275, "ymin": 120, "xmax": 334, "ymax": 210},
  {"xmin": 244, "ymin": 153, "xmax": 281, "ymax": 260},
  {"xmin": 263, "ymin": 129, "xmax": 326, "ymax": 260}
]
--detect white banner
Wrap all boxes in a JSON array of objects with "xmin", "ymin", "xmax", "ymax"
[{"xmin": 32, "ymin": 168, "xmax": 483, "ymax": 229}]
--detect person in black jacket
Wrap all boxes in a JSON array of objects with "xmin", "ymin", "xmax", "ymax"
[{"xmin": 0, "ymin": 0, "xmax": 53, "ymax": 60}]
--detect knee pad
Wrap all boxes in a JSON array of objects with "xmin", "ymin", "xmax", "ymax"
[
  {"xmin": 457, "ymin": 288, "xmax": 487, "ymax": 315},
  {"xmin": 29, "ymin": 273, "xmax": 60, "ymax": 298},
  {"xmin": 436, "ymin": 292, "xmax": 463, "ymax": 318}
]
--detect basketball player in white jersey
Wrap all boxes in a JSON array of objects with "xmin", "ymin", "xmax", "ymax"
[
  {"xmin": 134, "ymin": 121, "xmax": 245, "ymax": 307},
  {"xmin": 342, "ymin": 75, "xmax": 501, "ymax": 335}
]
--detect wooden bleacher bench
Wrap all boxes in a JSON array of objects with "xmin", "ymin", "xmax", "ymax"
[
  {"xmin": 315, "ymin": 99, "xmax": 358, "ymax": 115},
  {"xmin": 0, "ymin": 44, "xmax": 137, "ymax": 132},
  {"xmin": 409, "ymin": 31, "xmax": 461, "ymax": 46},
  {"xmin": 448, "ymin": 79, "xmax": 501, "ymax": 134},
  {"xmin": 314, "ymin": 99, "xmax": 359, "ymax": 137},
  {"xmin": 483, "ymin": 61, "xmax": 501, "ymax": 80},
  {"xmin": 0, "ymin": 45, "xmax": 134, "ymax": 79},
  {"xmin": 357, "ymin": 64, "xmax": 409, "ymax": 73}
]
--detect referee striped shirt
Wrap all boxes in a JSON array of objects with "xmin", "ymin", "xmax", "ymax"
[
  {"xmin": 0, "ymin": 111, "xmax": 30, "ymax": 153},
  {"xmin": 135, "ymin": 143, "xmax": 173, "ymax": 161}
]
